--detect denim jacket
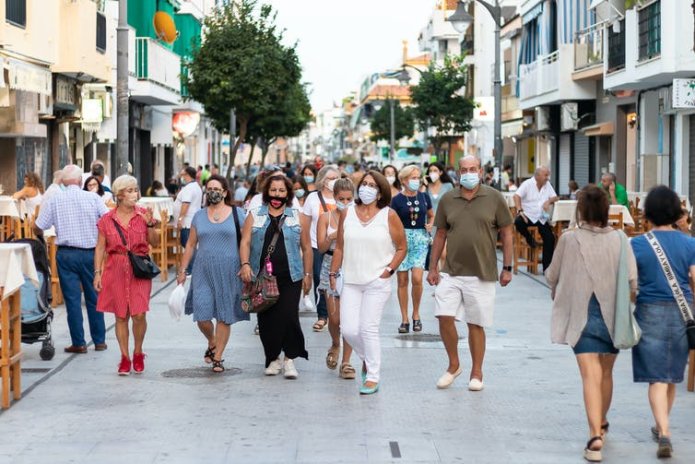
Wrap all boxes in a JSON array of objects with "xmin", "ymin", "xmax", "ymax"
[{"xmin": 249, "ymin": 205, "xmax": 304, "ymax": 282}]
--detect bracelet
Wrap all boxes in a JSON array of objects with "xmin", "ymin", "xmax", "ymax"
[
  {"xmin": 304, "ymin": 273, "xmax": 312, "ymax": 277},
  {"xmin": 328, "ymin": 272, "xmax": 337, "ymax": 278},
  {"xmin": 146, "ymin": 222, "xmax": 157, "ymax": 228},
  {"xmin": 94, "ymin": 270, "xmax": 102, "ymax": 275},
  {"xmin": 241, "ymin": 262, "xmax": 251, "ymax": 268}
]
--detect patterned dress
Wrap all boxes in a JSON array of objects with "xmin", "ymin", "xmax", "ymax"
[
  {"xmin": 96, "ymin": 207, "xmax": 152, "ymax": 318},
  {"xmin": 184, "ymin": 208, "xmax": 249, "ymax": 325}
]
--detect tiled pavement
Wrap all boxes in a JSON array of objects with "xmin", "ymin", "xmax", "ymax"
[{"xmin": 1, "ymin": 268, "xmax": 693, "ymax": 463}]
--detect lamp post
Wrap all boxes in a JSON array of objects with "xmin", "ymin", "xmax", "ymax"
[{"xmin": 448, "ymin": 0, "xmax": 503, "ymax": 188}]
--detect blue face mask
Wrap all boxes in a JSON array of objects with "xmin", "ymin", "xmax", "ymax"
[
  {"xmin": 407, "ymin": 179, "xmax": 420, "ymax": 191},
  {"xmin": 304, "ymin": 175, "xmax": 315, "ymax": 184},
  {"xmin": 336, "ymin": 201, "xmax": 353, "ymax": 211},
  {"xmin": 459, "ymin": 172, "xmax": 480, "ymax": 190},
  {"xmin": 295, "ymin": 189, "xmax": 306, "ymax": 199},
  {"xmin": 59, "ymin": 184, "xmax": 67, "ymax": 191}
]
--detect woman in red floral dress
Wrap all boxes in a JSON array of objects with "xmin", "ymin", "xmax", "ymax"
[{"xmin": 94, "ymin": 175, "xmax": 160, "ymax": 375}]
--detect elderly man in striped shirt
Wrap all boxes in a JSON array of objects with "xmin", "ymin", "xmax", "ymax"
[{"xmin": 35, "ymin": 164, "xmax": 109, "ymax": 353}]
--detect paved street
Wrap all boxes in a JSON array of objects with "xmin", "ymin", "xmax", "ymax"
[{"xmin": 1, "ymin": 268, "xmax": 694, "ymax": 464}]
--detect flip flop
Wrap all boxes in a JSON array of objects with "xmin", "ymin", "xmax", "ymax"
[{"xmin": 325, "ymin": 346, "xmax": 339, "ymax": 370}]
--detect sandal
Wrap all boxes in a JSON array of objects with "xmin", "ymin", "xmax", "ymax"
[
  {"xmin": 413, "ymin": 320, "xmax": 422, "ymax": 332},
  {"xmin": 601, "ymin": 422, "xmax": 609, "ymax": 439},
  {"xmin": 583, "ymin": 436, "xmax": 603, "ymax": 462},
  {"xmin": 325, "ymin": 346, "xmax": 339, "ymax": 370},
  {"xmin": 211, "ymin": 359, "xmax": 225, "ymax": 373},
  {"xmin": 340, "ymin": 363, "xmax": 356, "ymax": 379},
  {"xmin": 204, "ymin": 346, "xmax": 216, "ymax": 364},
  {"xmin": 313, "ymin": 319, "xmax": 327, "ymax": 332},
  {"xmin": 398, "ymin": 323, "xmax": 410, "ymax": 334}
]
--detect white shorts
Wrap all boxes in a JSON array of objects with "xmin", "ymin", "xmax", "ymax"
[{"xmin": 433, "ymin": 273, "xmax": 496, "ymax": 327}]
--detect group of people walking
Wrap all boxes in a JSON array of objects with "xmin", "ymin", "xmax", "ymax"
[{"xmin": 29, "ymin": 158, "xmax": 693, "ymax": 460}]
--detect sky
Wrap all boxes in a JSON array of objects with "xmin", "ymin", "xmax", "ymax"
[{"xmin": 264, "ymin": 0, "xmax": 438, "ymax": 113}]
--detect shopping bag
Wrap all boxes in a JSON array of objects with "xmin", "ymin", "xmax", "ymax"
[
  {"xmin": 299, "ymin": 291, "xmax": 316, "ymax": 312},
  {"xmin": 168, "ymin": 284, "xmax": 187, "ymax": 321}
]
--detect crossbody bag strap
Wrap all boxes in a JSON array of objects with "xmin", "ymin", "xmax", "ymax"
[
  {"xmin": 317, "ymin": 191, "xmax": 328, "ymax": 213},
  {"xmin": 266, "ymin": 216, "xmax": 286, "ymax": 256},
  {"xmin": 111, "ymin": 217, "xmax": 130, "ymax": 251},
  {"xmin": 232, "ymin": 207, "xmax": 241, "ymax": 248},
  {"xmin": 645, "ymin": 232, "xmax": 695, "ymax": 323}
]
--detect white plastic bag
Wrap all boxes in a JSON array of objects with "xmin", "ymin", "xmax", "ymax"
[
  {"xmin": 299, "ymin": 291, "xmax": 316, "ymax": 312},
  {"xmin": 168, "ymin": 284, "xmax": 187, "ymax": 321}
]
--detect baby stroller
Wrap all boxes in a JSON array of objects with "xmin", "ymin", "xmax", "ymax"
[{"xmin": 11, "ymin": 237, "xmax": 55, "ymax": 360}]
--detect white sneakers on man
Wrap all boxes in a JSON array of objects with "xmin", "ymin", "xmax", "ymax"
[
  {"xmin": 264, "ymin": 358, "xmax": 283, "ymax": 376},
  {"xmin": 283, "ymin": 358, "xmax": 298, "ymax": 379},
  {"xmin": 468, "ymin": 378, "xmax": 484, "ymax": 391},
  {"xmin": 436, "ymin": 367, "xmax": 462, "ymax": 389}
]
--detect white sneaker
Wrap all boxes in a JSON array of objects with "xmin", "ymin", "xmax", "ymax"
[
  {"xmin": 264, "ymin": 358, "xmax": 282, "ymax": 376},
  {"xmin": 468, "ymin": 378, "xmax": 484, "ymax": 391},
  {"xmin": 283, "ymin": 358, "xmax": 298, "ymax": 379},
  {"xmin": 436, "ymin": 367, "xmax": 462, "ymax": 389}
]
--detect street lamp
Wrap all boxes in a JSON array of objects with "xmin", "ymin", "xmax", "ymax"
[{"xmin": 447, "ymin": 0, "xmax": 503, "ymax": 188}]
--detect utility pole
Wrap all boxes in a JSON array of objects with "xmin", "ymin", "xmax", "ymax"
[
  {"xmin": 492, "ymin": 0, "xmax": 503, "ymax": 185},
  {"xmin": 229, "ymin": 108, "xmax": 236, "ymax": 178},
  {"xmin": 389, "ymin": 99, "xmax": 396, "ymax": 163},
  {"xmin": 116, "ymin": 0, "xmax": 129, "ymax": 176}
]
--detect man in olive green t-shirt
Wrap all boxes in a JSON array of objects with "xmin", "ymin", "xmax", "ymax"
[
  {"xmin": 427, "ymin": 155, "xmax": 514, "ymax": 392},
  {"xmin": 600, "ymin": 172, "xmax": 629, "ymax": 207}
]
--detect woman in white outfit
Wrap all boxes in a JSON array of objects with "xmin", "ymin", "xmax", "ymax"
[{"xmin": 330, "ymin": 171, "xmax": 406, "ymax": 395}]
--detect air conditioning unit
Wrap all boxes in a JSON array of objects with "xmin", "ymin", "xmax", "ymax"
[
  {"xmin": 535, "ymin": 107, "xmax": 550, "ymax": 131},
  {"xmin": 561, "ymin": 102, "xmax": 578, "ymax": 131}
]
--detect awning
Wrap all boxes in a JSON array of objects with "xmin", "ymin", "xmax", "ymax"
[
  {"xmin": 589, "ymin": 0, "xmax": 605, "ymax": 9},
  {"xmin": 4, "ymin": 58, "xmax": 52, "ymax": 96},
  {"xmin": 522, "ymin": 2, "xmax": 544, "ymax": 25},
  {"xmin": 582, "ymin": 121, "xmax": 614, "ymax": 137},
  {"xmin": 502, "ymin": 120, "xmax": 524, "ymax": 138}
]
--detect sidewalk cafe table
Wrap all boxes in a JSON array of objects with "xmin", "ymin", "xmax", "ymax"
[
  {"xmin": 628, "ymin": 191, "xmax": 691, "ymax": 212},
  {"xmin": 0, "ymin": 243, "xmax": 39, "ymax": 409},
  {"xmin": 550, "ymin": 200, "xmax": 635, "ymax": 231},
  {"xmin": 501, "ymin": 192, "xmax": 516, "ymax": 209},
  {"xmin": 0, "ymin": 196, "xmax": 26, "ymax": 239},
  {"xmin": 138, "ymin": 197, "xmax": 174, "ymax": 220}
]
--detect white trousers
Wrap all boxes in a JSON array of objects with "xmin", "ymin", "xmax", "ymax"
[{"xmin": 340, "ymin": 277, "xmax": 392, "ymax": 383}]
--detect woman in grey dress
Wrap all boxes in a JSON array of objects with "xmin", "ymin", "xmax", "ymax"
[{"xmin": 178, "ymin": 175, "xmax": 248, "ymax": 373}]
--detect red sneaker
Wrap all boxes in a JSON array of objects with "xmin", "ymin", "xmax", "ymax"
[
  {"xmin": 133, "ymin": 352, "xmax": 146, "ymax": 374},
  {"xmin": 118, "ymin": 355, "xmax": 131, "ymax": 376}
]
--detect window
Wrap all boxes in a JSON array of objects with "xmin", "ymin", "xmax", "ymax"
[
  {"xmin": 5, "ymin": 0, "xmax": 26, "ymax": 28},
  {"xmin": 638, "ymin": 1, "xmax": 661, "ymax": 61},
  {"xmin": 96, "ymin": 12, "xmax": 106, "ymax": 53},
  {"xmin": 607, "ymin": 20, "xmax": 625, "ymax": 72}
]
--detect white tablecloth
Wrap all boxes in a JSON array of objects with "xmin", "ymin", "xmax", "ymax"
[
  {"xmin": 0, "ymin": 243, "xmax": 39, "ymax": 300},
  {"xmin": 0, "ymin": 196, "xmax": 24, "ymax": 218},
  {"xmin": 138, "ymin": 197, "xmax": 175, "ymax": 219},
  {"xmin": 627, "ymin": 191, "xmax": 691, "ymax": 211},
  {"xmin": 501, "ymin": 192, "xmax": 516, "ymax": 208},
  {"xmin": 553, "ymin": 200, "xmax": 634, "ymax": 227}
]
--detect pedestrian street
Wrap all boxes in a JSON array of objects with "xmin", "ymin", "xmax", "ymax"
[{"xmin": 1, "ymin": 267, "xmax": 693, "ymax": 464}]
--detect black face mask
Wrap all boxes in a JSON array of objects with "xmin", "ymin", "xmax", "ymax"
[
  {"xmin": 206, "ymin": 190, "xmax": 224, "ymax": 205},
  {"xmin": 268, "ymin": 196, "xmax": 288, "ymax": 208}
]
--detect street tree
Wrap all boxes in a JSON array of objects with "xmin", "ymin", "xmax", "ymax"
[
  {"xmin": 185, "ymin": 0, "xmax": 302, "ymax": 178},
  {"xmin": 369, "ymin": 100, "xmax": 415, "ymax": 145},
  {"xmin": 409, "ymin": 56, "xmax": 476, "ymax": 156}
]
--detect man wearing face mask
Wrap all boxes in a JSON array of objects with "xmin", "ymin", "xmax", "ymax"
[
  {"xmin": 427, "ymin": 156, "xmax": 514, "ymax": 392},
  {"xmin": 513, "ymin": 166, "xmax": 558, "ymax": 270},
  {"xmin": 174, "ymin": 166, "xmax": 203, "ymax": 274}
]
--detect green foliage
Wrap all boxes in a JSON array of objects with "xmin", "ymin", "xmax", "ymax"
[
  {"xmin": 409, "ymin": 56, "xmax": 476, "ymax": 151},
  {"xmin": 185, "ymin": 0, "xmax": 307, "ymax": 173},
  {"xmin": 369, "ymin": 100, "xmax": 415, "ymax": 144}
]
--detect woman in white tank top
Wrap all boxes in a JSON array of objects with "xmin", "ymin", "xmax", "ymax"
[
  {"xmin": 317, "ymin": 179, "xmax": 356, "ymax": 379},
  {"xmin": 329, "ymin": 171, "xmax": 406, "ymax": 395}
]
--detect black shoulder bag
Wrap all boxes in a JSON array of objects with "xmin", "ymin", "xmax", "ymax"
[{"xmin": 111, "ymin": 218, "xmax": 161, "ymax": 280}]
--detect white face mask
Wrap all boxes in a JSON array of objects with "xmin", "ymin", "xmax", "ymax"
[
  {"xmin": 326, "ymin": 179, "xmax": 337, "ymax": 192},
  {"xmin": 386, "ymin": 176, "xmax": 396, "ymax": 186},
  {"xmin": 429, "ymin": 172, "xmax": 440, "ymax": 183},
  {"xmin": 358, "ymin": 186, "xmax": 378, "ymax": 205}
]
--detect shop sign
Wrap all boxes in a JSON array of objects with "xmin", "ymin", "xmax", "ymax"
[
  {"xmin": 672, "ymin": 79, "xmax": 695, "ymax": 108},
  {"xmin": 55, "ymin": 76, "xmax": 78, "ymax": 107}
]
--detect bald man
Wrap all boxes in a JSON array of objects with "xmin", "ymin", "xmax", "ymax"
[{"xmin": 513, "ymin": 167, "xmax": 559, "ymax": 270}]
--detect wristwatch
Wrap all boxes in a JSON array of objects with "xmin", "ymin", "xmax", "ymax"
[
  {"xmin": 502, "ymin": 265, "xmax": 512, "ymax": 272},
  {"xmin": 385, "ymin": 266, "xmax": 395, "ymax": 276}
]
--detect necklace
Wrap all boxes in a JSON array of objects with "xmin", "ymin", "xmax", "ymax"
[
  {"xmin": 210, "ymin": 206, "xmax": 224, "ymax": 222},
  {"xmin": 405, "ymin": 193, "xmax": 420, "ymax": 226}
]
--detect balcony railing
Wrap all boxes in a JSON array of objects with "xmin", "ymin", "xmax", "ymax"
[
  {"xmin": 638, "ymin": 0, "xmax": 661, "ymax": 61},
  {"xmin": 574, "ymin": 24, "xmax": 604, "ymax": 71},
  {"xmin": 134, "ymin": 37, "xmax": 181, "ymax": 93},
  {"xmin": 519, "ymin": 50, "xmax": 559, "ymax": 100},
  {"xmin": 607, "ymin": 20, "xmax": 625, "ymax": 73}
]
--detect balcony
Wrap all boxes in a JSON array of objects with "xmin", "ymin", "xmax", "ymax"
[
  {"xmin": 573, "ymin": 24, "xmax": 604, "ymax": 80},
  {"xmin": 130, "ymin": 37, "xmax": 181, "ymax": 106},
  {"xmin": 51, "ymin": 0, "xmax": 111, "ymax": 82},
  {"xmin": 518, "ymin": 44, "xmax": 596, "ymax": 110},
  {"xmin": 604, "ymin": 0, "xmax": 695, "ymax": 91}
]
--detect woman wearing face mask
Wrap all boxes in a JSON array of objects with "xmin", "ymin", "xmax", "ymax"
[
  {"xmin": 301, "ymin": 165, "xmax": 340, "ymax": 332},
  {"xmin": 177, "ymin": 175, "xmax": 249, "ymax": 373},
  {"xmin": 391, "ymin": 165, "xmax": 434, "ymax": 333},
  {"xmin": 292, "ymin": 175, "xmax": 309, "ymax": 208},
  {"xmin": 83, "ymin": 175, "xmax": 115, "ymax": 207},
  {"xmin": 301, "ymin": 164, "xmax": 318, "ymax": 192},
  {"xmin": 317, "ymin": 178, "xmax": 356, "ymax": 379},
  {"xmin": 239, "ymin": 175, "xmax": 312, "ymax": 378},
  {"xmin": 425, "ymin": 162, "xmax": 455, "ymax": 271},
  {"xmin": 382, "ymin": 165, "xmax": 401, "ymax": 199},
  {"xmin": 329, "ymin": 171, "xmax": 407, "ymax": 394},
  {"xmin": 94, "ymin": 175, "xmax": 160, "ymax": 375}
]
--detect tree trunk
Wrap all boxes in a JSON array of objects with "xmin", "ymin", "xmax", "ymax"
[
  {"xmin": 245, "ymin": 137, "xmax": 258, "ymax": 181},
  {"xmin": 225, "ymin": 117, "xmax": 248, "ymax": 180},
  {"xmin": 260, "ymin": 137, "xmax": 276, "ymax": 168}
]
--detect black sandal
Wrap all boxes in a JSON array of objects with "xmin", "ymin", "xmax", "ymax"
[
  {"xmin": 583, "ymin": 436, "xmax": 603, "ymax": 462},
  {"xmin": 413, "ymin": 320, "xmax": 422, "ymax": 332},
  {"xmin": 601, "ymin": 422, "xmax": 609, "ymax": 437},
  {"xmin": 212, "ymin": 359, "xmax": 225, "ymax": 373},
  {"xmin": 398, "ymin": 323, "xmax": 410, "ymax": 334},
  {"xmin": 204, "ymin": 346, "xmax": 216, "ymax": 364}
]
